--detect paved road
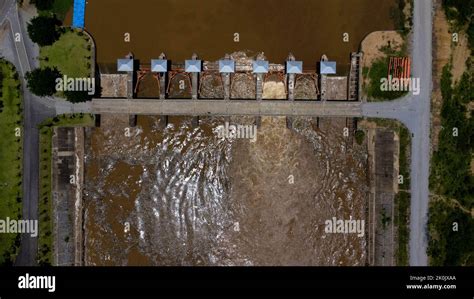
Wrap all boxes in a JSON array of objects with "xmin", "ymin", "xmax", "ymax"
[
  {"xmin": 407, "ymin": 0, "xmax": 431, "ymax": 266},
  {"xmin": 1, "ymin": 0, "xmax": 431, "ymax": 266}
]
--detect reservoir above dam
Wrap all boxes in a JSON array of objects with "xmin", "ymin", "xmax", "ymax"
[{"xmin": 85, "ymin": 0, "xmax": 398, "ymax": 72}]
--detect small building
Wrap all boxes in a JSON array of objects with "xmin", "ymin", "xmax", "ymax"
[
  {"xmin": 286, "ymin": 61, "xmax": 303, "ymax": 74},
  {"xmin": 219, "ymin": 59, "xmax": 235, "ymax": 73},
  {"xmin": 320, "ymin": 61, "xmax": 337, "ymax": 74},
  {"xmin": 185, "ymin": 60, "xmax": 202, "ymax": 73},
  {"xmin": 151, "ymin": 59, "xmax": 168, "ymax": 73},
  {"xmin": 117, "ymin": 59, "xmax": 134, "ymax": 72},
  {"xmin": 253, "ymin": 60, "xmax": 269, "ymax": 74}
]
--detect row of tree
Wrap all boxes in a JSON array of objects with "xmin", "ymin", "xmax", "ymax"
[{"xmin": 25, "ymin": 67, "xmax": 92, "ymax": 102}]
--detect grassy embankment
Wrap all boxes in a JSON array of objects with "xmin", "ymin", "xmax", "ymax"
[
  {"xmin": 0, "ymin": 60, "xmax": 23, "ymax": 265},
  {"xmin": 368, "ymin": 118, "xmax": 411, "ymax": 265},
  {"xmin": 37, "ymin": 114, "xmax": 94, "ymax": 266},
  {"xmin": 427, "ymin": 0, "xmax": 473, "ymax": 267},
  {"xmin": 39, "ymin": 29, "xmax": 92, "ymax": 79}
]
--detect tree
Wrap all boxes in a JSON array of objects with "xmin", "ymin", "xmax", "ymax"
[
  {"xmin": 30, "ymin": 0, "xmax": 54, "ymax": 11},
  {"xmin": 25, "ymin": 67, "xmax": 61, "ymax": 97},
  {"xmin": 64, "ymin": 90, "xmax": 93, "ymax": 103},
  {"xmin": 27, "ymin": 15, "xmax": 60, "ymax": 46}
]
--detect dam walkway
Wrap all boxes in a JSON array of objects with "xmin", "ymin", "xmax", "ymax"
[{"xmin": 91, "ymin": 98, "xmax": 363, "ymax": 117}]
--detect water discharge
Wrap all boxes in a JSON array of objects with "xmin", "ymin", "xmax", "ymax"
[{"xmin": 84, "ymin": 116, "xmax": 368, "ymax": 265}]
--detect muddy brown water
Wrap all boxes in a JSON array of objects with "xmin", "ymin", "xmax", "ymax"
[
  {"xmin": 84, "ymin": 116, "xmax": 369, "ymax": 266},
  {"xmin": 85, "ymin": 0, "xmax": 397, "ymax": 73}
]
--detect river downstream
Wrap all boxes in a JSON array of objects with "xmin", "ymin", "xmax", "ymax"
[{"xmin": 83, "ymin": 116, "xmax": 368, "ymax": 265}]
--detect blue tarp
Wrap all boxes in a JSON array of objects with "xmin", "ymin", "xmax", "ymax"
[{"xmin": 72, "ymin": 0, "xmax": 86, "ymax": 29}]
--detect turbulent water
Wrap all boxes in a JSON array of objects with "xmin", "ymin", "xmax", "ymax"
[{"xmin": 83, "ymin": 116, "xmax": 368, "ymax": 266}]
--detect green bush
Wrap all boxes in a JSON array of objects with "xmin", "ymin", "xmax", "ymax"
[
  {"xmin": 355, "ymin": 130, "xmax": 365, "ymax": 145},
  {"xmin": 25, "ymin": 67, "xmax": 61, "ymax": 97},
  {"xmin": 428, "ymin": 200, "xmax": 474, "ymax": 266},
  {"xmin": 27, "ymin": 15, "xmax": 60, "ymax": 47},
  {"xmin": 442, "ymin": 0, "xmax": 474, "ymax": 51}
]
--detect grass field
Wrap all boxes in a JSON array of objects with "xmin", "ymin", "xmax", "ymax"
[
  {"xmin": 395, "ymin": 191, "xmax": 410, "ymax": 265},
  {"xmin": 40, "ymin": 29, "xmax": 92, "ymax": 79},
  {"xmin": 37, "ymin": 114, "xmax": 94, "ymax": 265},
  {"xmin": 0, "ymin": 60, "xmax": 23, "ymax": 265}
]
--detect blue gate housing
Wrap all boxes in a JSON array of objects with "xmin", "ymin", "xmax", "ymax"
[{"xmin": 72, "ymin": 0, "xmax": 86, "ymax": 29}]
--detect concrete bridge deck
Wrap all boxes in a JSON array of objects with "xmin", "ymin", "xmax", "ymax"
[{"xmin": 91, "ymin": 98, "xmax": 363, "ymax": 117}]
